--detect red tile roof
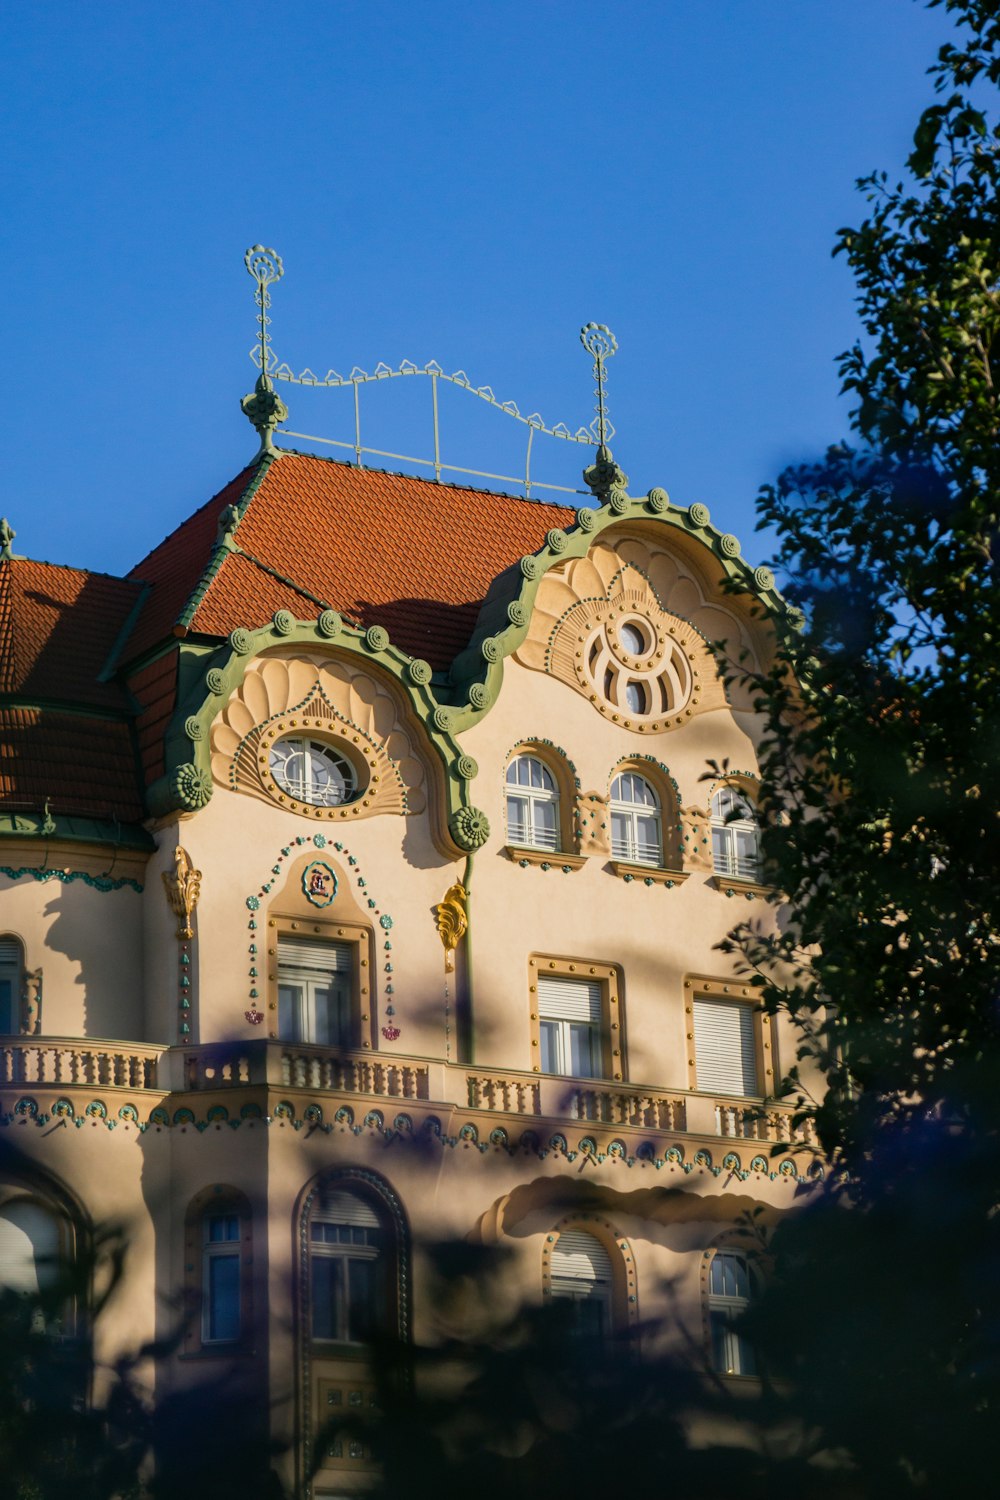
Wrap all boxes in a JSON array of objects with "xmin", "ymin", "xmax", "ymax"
[
  {"xmin": 127, "ymin": 452, "xmax": 577, "ymax": 669},
  {"xmin": 0, "ymin": 559, "xmax": 143, "ymax": 710},
  {"xmin": 0, "ymin": 707, "xmax": 143, "ymax": 822}
]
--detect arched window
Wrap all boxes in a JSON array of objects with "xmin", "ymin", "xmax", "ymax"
[
  {"xmin": 0, "ymin": 1198, "xmax": 61, "ymax": 1295},
  {"xmin": 710, "ymin": 786, "xmax": 760, "ymax": 880},
  {"xmin": 184, "ymin": 1187, "xmax": 252, "ymax": 1353},
  {"xmin": 202, "ymin": 1210, "xmax": 242, "ymax": 1343},
  {"xmin": 506, "ymin": 755, "xmax": 560, "ymax": 852},
  {"xmin": 707, "ymin": 1251, "xmax": 757, "ymax": 1376},
  {"xmin": 0, "ymin": 937, "xmax": 23, "ymax": 1034},
  {"xmin": 549, "ymin": 1228, "xmax": 614, "ymax": 1338},
  {"xmin": 270, "ymin": 737, "xmax": 360, "ymax": 808},
  {"xmin": 609, "ymin": 772, "xmax": 661, "ymax": 867},
  {"xmin": 308, "ymin": 1188, "xmax": 390, "ymax": 1345}
]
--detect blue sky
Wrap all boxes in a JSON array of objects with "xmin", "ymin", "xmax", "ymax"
[{"xmin": 2, "ymin": 0, "xmax": 953, "ymax": 580}]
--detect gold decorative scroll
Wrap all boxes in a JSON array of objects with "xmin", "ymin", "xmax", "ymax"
[
  {"xmin": 162, "ymin": 847, "xmax": 202, "ymax": 940},
  {"xmin": 434, "ymin": 882, "xmax": 468, "ymax": 972}
]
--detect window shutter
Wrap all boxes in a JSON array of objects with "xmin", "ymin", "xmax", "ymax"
[
  {"xmin": 537, "ymin": 977, "xmax": 601, "ymax": 1023},
  {"xmin": 551, "ymin": 1230, "xmax": 612, "ymax": 1296},
  {"xmin": 278, "ymin": 939, "xmax": 353, "ymax": 975},
  {"xmin": 693, "ymin": 999, "xmax": 758, "ymax": 1096},
  {"xmin": 314, "ymin": 1190, "xmax": 380, "ymax": 1228},
  {"xmin": 0, "ymin": 939, "xmax": 22, "ymax": 966}
]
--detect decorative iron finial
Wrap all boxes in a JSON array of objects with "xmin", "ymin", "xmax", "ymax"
[
  {"xmin": 241, "ymin": 246, "xmax": 288, "ymax": 453},
  {"xmin": 580, "ymin": 324, "xmax": 628, "ymax": 503},
  {"xmin": 0, "ymin": 518, "xmax": 18, "ymax": 561},
  {"xmin": 580, "ymin": 322, "xmax": 618, "ymax": 449},
  {"xmin": 245, "ymin": 244, "xmax": 284, "ymax": 376}
]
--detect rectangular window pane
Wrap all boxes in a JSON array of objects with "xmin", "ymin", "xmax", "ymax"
[
  {"xmin": 540, "ymin": 1020, "xmax": 560, "ymax": 1074},
  {"xmin": 568, "ymin": 1022, "xmax": 598, "ymax": 1079},
  {"xmin": 635, "ymin": 814, "xmax": 660, "ymax": 864},
  {"xmin": 313, "ymin": 979, "xmax": 351, "ymax": 1048},
  {"xmin": 312, "ymin": 1255, "xmax": 345, "ymax": 1340},
  {"xmin": 346, "ymin": 1257, "xmax": 377, "ymax": 1343},
  {"xmin": 507, "ymin": 795, "xmax": 529, "ymax": 844},
  {"xmin": 735, "ymin": 828, "xmax": 758, "ymax": 877},
  {"xmin": 0, "ymin": 977, "xmax": 15, "ymax": 1034},
  {"xmin": 207, "ymin": 1252, "xmax": 240, "ymax": 1341},
  {"xmin": 534, "ymin": 800, "xmax": 558, "ymax": 849},
  {"xmin": 207, "ymin": 1215, "xmax": 239, "ymax": 1243},
  {"xmin": 278, "ymin": 983, "xmax": 302, "ymax": 1042},
  {"xmin": 611, "ymin": 812, "xmax": 630, "ymax": 860}
]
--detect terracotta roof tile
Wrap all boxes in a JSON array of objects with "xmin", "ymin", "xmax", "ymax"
[
  {"xmin": 0, "ymin": 707, "xmax": 143, "ymax": 822},
  {"xmin": 125, "ymin": 466, "xmax": 257, "ymax": 661},
  {"xmin": 129, "ymin": 653, "xmax": 177, "ymax": 786},
  {"xmin": 127, "ymin": 453, "xmax": 577, "ymax": 669},
  {"xmin": 0, "ymin": 559, "xmax": 143, "ymax": 710}
]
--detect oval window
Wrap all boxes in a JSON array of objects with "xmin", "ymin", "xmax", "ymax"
[
  {"xmin": 269, "ymin": 738, "xmax": 359, "ymax": 807},
  {"xmin": 619, "ymin": 622, "xmax": 648, "ymax": 656}
]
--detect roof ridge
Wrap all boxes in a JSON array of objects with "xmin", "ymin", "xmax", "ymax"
[
  {"xmin": 173, "ymin": 454, "xmax": 275, "ymax": 635},
  {"xmin": 1, "ymin": 556, "xmax": 136, "ymax": 585},
  {"xmin": 129, "ymin": 460, "xmax": 259, "ymax": 578},
  {"xmin": 270, "ymin": 444, "xmax": 584, "ymax": 511}
]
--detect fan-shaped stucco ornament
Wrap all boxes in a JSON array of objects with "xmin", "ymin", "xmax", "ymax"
[
  {"xmin": 209, "ymin": 653, "xmax": 427, "ymax": 818},
  {"xmin": 514, "ymin": 537, "xmax": 757, "ymax": 729}
]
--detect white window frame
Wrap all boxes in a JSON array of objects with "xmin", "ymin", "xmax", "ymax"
[
  {"xmin": 270, "ymin": 737, "xmax": 359, "ymax": 808},
  {"xmin": 309, "ymin": 1192, "xmax": 384, "ymax": 1345},
  {"xmin": 707, "ymin": 1251, "xmax": 757, "ymax": 1376},
  {"xmin": 609, "ymin": 772, "xmax": 662, "ymax": 867},
  {"xmin": 505, "ymin": 754, "xmax": 561, "ymax": 852},
  {"xmin": 710, "ymin": 785, "xmax": 760, "ymax": 881},
  {"xmin": 202, "ymin": 1211, "xmax": 241, "ymax": 1344},
  {"xmin": 537, "ymin": 975, "xmax": 602, "ymax": 1079},
  {"xmin": 277, "ymin": 939, "xmax": 354, "ymax": 1047}
]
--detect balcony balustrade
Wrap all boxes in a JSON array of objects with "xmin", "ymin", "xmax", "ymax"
[
  {"xmin": 0, "ymin": 1038, "xmax": 161, "ymax": 1090},
  {"xmin": 0, "ymin": 1037, "xmax": 814, "ymax": 1147}
]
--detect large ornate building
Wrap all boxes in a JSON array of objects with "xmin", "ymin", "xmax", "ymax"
[{"xmin": 0, "ymin": 345, "xmax": 819, "ymax": 1493}]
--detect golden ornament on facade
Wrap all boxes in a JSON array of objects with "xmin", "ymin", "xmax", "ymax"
[
  {"xmin": 434, "ymin": 882, "xmax": 468, "ymax": 972},
  {"xmin": 162, "ymin": 846, "xmax": 202, "ymax": 940}
]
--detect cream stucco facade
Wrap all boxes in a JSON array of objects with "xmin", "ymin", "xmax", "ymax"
[{"xmin": 0, "ymin": 461, "xmax": 821, "ymax": 1496}]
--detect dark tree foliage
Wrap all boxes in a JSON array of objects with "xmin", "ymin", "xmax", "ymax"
[{"xmin": 713, "ymin": 0, "xmax": 1000, "ymax": 1489}]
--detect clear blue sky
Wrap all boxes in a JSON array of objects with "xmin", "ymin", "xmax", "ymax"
[{"xmin": 2, "ymin": 0, "xmax": 954, "ymax": 580}]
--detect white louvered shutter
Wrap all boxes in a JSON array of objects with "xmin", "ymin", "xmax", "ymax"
[
  {"xmin": 537, "ymin": 977, "xmax": 602, "ymax": 1022},
  {"xmin": 277, "ymin": 939, "xmax": 353, "ymax": 975},
  {"xmin": 315, "ymin": 1191, "xmax": 380, "ymax": 1228},
  {"xmin": 551, "ymin": 1230, "xmax": 612, "ymax": 1298},
  {"xmin": 693, "ymin": 999, "xmax": 758, "ymax": 1096}
]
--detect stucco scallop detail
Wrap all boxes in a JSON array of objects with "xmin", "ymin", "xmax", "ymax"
[
  {"xmin": 209, "ymin": 653, "xmax": 427, "ymax": 817},
  {"xmin": 513, "ymin": 535, "xmax": 761, "ymax": 726}
]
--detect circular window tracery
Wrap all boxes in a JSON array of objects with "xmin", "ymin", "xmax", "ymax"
[
  {"xmin": 582, "ymin": 612, "xmax": 693, "ymax": 723},
  {"xmin": 269, "ymin": 737, "xmax": 360, "ymax": 808}
]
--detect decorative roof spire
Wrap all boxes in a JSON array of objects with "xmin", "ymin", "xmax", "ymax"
[
  {"xmin": 241, "ymin": 246, "xmax": 288, "ymax": 454},
  {"xmin": 580, "ymin": 323, "xmax": 628, "ymax": 503}
]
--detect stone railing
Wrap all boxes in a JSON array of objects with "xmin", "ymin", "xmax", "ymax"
[
  {"xmin": 184, "ymin": 1048, "xmax": 254, "ymax": 1089},
  {"xmin": 280, "ymin": 1047, "xmax": 429, "ymax": 1100},
  {"xmin": 716, "ymin": 1100, "xmax": 818, "ymax": 1146},
  {"xmin": 568, "ymin": 1084, "xmax": 687, "ymax": 1131},
  {"xmin": 0, "ymin": 1039, "xmax": 161, "ymax": 1090},
  {"xmin": 467, "ymin": 1073, "xmax": 541, "ymax": 1114}
]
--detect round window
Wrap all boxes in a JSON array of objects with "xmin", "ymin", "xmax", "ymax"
[
  {"xmin": 619, "ymin": 621, "xmax": 649, "ymax": 657},
  {"xmin": 269, "ymin": 738, "xmax": 359, "ymax": 807}
]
